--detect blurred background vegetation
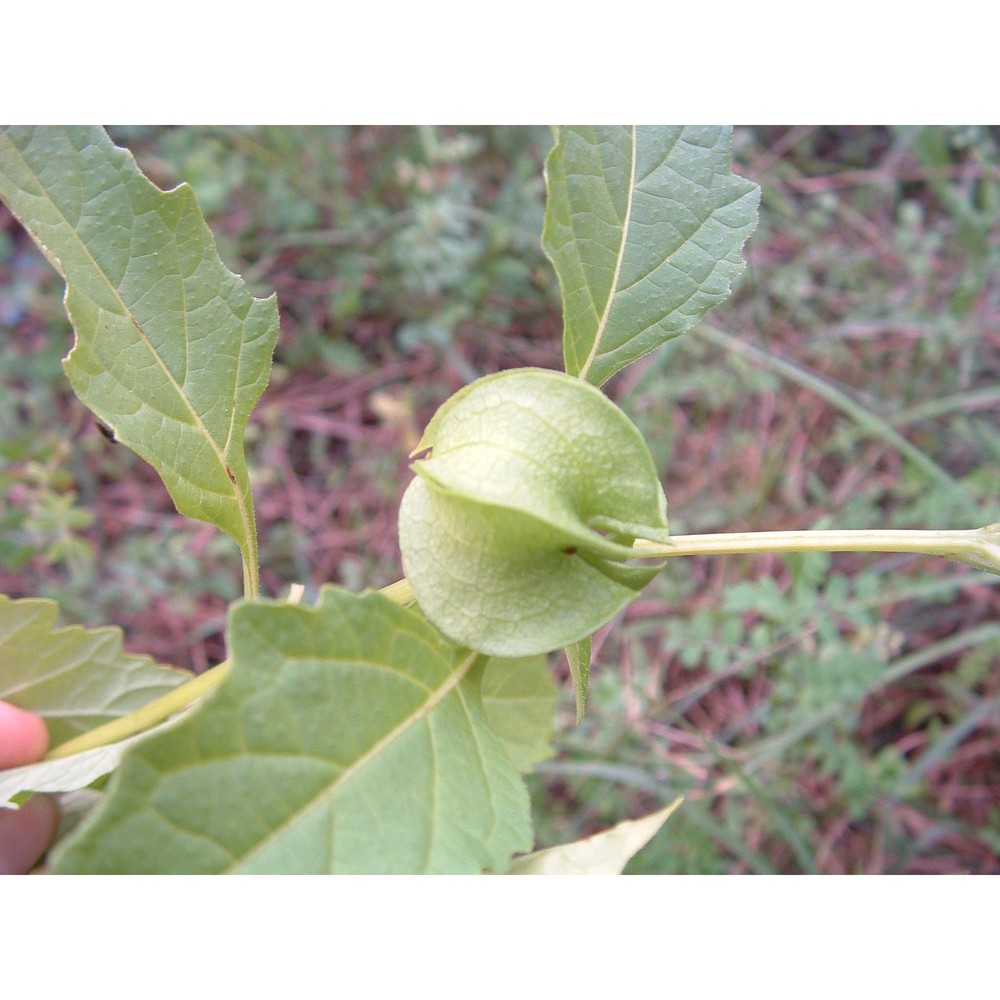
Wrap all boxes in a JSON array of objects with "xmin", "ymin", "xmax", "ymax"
[{"xmin": 1, "ymin": 125, "xmax": 998, "ymax": 873}]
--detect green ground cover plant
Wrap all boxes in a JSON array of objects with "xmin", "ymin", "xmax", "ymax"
[{"xmin": 1, "ymin": 126, "xmax": 998, "ymax": 873}]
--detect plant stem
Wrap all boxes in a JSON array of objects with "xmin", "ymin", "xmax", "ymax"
[
  {"xmin": 43, "ymin": 662, "xmax": 231, "ymax": 761},
  {"xmin": 39, "ymin": 526, "xmax": 999, "ymax": 762},
  {"xmin": 243, "ymin": 556, "xmax": 258, "ymax": 600},
  {"xmin": 380, "ymin": 578, "xmax": 416, "ymax": 605},
  {"xmin": 41, "ymin": 578, "xmax": 422, "ymax": 762},
  {"xmin": 632, "ymin": 523, "xmax": 1000, "ymax": 575}
]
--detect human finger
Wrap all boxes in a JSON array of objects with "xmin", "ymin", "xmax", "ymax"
[
  {"xmin": 0, "ymin": 795, "xmax": 60, "ymax": 874},
  {"xmin": 0, "ymin": 701, "xmax": 50, "ymax": 769}
]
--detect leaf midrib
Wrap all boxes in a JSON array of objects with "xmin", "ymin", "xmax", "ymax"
[
  {"xmin": 224, "ymin": 649, "xmax": 482, "ymax": 872},
  {"xmin": 578, "ymin": 125, "xmax": 637, "ymax": 383}
]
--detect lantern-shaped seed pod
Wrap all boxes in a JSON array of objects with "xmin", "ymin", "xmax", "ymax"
[{"xmin": 398, "ymin": 368, "xmax": 670, "ymax": 656}]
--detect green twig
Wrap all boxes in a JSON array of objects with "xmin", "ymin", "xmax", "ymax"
[
  {"xmin": 41, "ymin": 577, "xmax": 422, "ymax": 762},
  {"xmin": 40, "ymin": 522, "xmax": 1000, "ymax": 763},
  {"xmin": 633, "ymin": 524, "xmax": 1000, "ymax": 576},
  {"xmin": 43, "ymin": 662, "xmax": 230, "ymax": 761}
]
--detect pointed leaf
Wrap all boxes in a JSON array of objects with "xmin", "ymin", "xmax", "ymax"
[
  {"xmin": 481, "ymin": 655, "xmax": 557, "ymax": 772},
  {"xmin": 0, "ymin": 127, "xmax": 278, "ymax": 589},
  {"xmin": 0, "ymin": 596, "xmax": 188, "ymax": 748},
  {"xmin": 507, "ymin": 798, "xmax": 683, "ymax": 874},
  {"xmin": 544, "ymin": 126, "xmax": 759, "ymax": 386},
  {"xmin": 399, "ymin": 368, "xmax": 667, "ymax": 656},
  {"xmin": 53, "ymin": 588, "xmax": 532, "ymax": 874}
]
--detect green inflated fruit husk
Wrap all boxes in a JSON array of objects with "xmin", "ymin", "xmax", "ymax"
[{"xmin": 398, "ymin": 368, "xmax": 670, "ymax": 656}]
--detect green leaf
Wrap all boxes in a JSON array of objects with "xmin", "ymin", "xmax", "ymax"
[
  {"xmin": 0, "ymin": 596, "xmax": 188, "ymax": 748},
  {"xmin": 565, "ymin": 637, "xmax": 591, "ymax": 724},
  {"xmin": 0, "ymin": 127, "xmax": 278, "ymax": 593},
  {"xmin": 53, "ymin": 588, "xmax": 532, "ymax": 874},
  {"xmin": 0, "ymin": 595, "xmax": 189, "ymax": 805},
  {"xmin": 481, "ymin": 655, "xmax": 558, "ymax": 772},
  {"xmin": 398, "ymin": 368, "xmax": 668, "ymax": 656},
  {"xmin": 543, "ymin": 126, "xmax": 759, "ymax": 387},
  {"xmin": 0, "ymin": 725, "xmax": 174, "ymax": 809},
  {"xmin": 507, "ymin": 798, "xmax": 683, "ymax": 874}
]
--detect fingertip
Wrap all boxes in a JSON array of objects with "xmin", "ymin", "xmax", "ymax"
[
  {"xmin": 0, "ymin": 702, "xmax": 51, "ymax": 770},
  {"xmin": 0, "ymin": 794, "xmax": 60, "ymax": 874}
]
